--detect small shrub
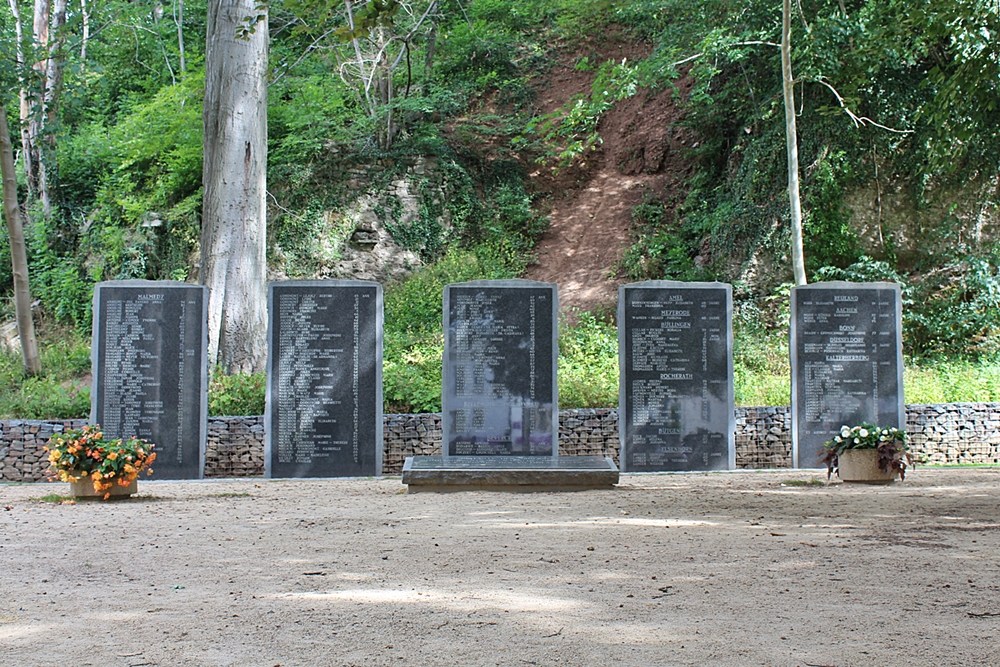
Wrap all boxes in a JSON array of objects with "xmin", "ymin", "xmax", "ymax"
[
  {"xmin": 0, "ymin": 328, "xmax": 92, "ymax": 418},
  {"xmin": 383, "ymin": 338, "xmax": 443, "ymax": 413},
  {"xmin": 558, "ymin": 311, "xmax": 618, "ymax": 408},
  {"xmin": 208, "ymin": 371, "xmax": 266, "ymax": 416}
]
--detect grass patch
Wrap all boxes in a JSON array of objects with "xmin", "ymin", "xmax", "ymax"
[
  {"xmin": 780, "ymin": 479, "xmax": 827, "ymax": 487},
  {"xmin": 35, "ymin": 493, "xmax": 72, "ymax": 503},
  {"xmin": 904, "ymin": 360, "xmax": 1000, "ymax": 403}
]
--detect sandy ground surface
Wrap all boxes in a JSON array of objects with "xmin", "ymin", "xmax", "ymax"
[{"xmin": 2, "ymin": 468, "xmax": 1000, "ymax": 667}]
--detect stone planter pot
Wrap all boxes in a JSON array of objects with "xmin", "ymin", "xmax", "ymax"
[
  {"xmin": 837, "ymin": 449, "xmax": 898, "ymax": 484},
  {"xmin": 70, "ymin": 478, "xmax": 138, "ymax": 499}
]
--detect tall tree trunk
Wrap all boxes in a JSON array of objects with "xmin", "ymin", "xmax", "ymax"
[
  {"xmin": 174, "ymin": 0, "xmax": 186, "ymax": 74},
  {"xmin": 80, "ymin": 0, "xmax": 89, "ymax": 65},
  {"xmin": 201, "ymin": 0, "xmax": 268, "ymax": 373},
  {"xmin": 26, "ymin": 0, "xmax": 50, "ymax": 199},
  {"xmin": 7, "ymin": 0, "xmax": 34, "ymax": 199},
  {"xmin": 0, "ymin": 111, "xmax": 42, "ymax": 376},
  {"xmin": 782, "ymin": 0, "xmax": 807, "ymax": 286},
  {"xmin": 37, "ymin": 0, "xmax": 67, "ymax": 220}
]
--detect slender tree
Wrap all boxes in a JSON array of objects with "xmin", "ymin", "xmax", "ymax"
[
  {"xmin": 0, "ymin": 109, "xmax": 41, "ymax": 375},
  {"xmin": 201, "ymin": 0, "xmax": 269, "ymax": 372},
  {"xmin": 782, "ymin": 0, "xmax": 807, "ymax": 286}
]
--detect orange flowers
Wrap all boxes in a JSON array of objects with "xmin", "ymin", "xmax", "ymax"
[{"xmin": 43, "ymin": 425, "xmax": 156, "ymax": 500}]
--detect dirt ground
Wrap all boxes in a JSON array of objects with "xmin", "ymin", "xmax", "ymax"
[{"xmin": 2, "ymin": 468, "xmax": 1000, "ymax": 667}]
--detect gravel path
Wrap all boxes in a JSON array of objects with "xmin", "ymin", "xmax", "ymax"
[{"xmin": 2, "ymin": 468, "xmax": 999, "ymax": 666}]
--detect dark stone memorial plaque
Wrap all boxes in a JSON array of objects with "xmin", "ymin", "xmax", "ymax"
[
  {"xmin": 618, "ymin": 281, "xmax": 735, "ymax": 472},
  {"xmin": 791, "ymin": 281, "xmax": 904, "ymax": 468},
  {"xmin": 265, "ymin": 281, "xmax": 383, "ymax": 478},
  {"xmin": 443, "ymin": 280, "xmax": 558, "ymax": 457},
  {"xmin": 91, "ymin": 281, "xmax": 207, "ymax": 479}
]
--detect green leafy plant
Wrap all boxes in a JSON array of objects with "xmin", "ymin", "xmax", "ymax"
[
  {"xmin": 820, "ymin": 423, "xmax": 912, "ymax": 481},
  {"xmin": 558, "ymin": 311, "xmax": 619, "ymax": 407},
  {"xmin": 209, "ymin": 371, "xmax": 266, "ymax": 416}
]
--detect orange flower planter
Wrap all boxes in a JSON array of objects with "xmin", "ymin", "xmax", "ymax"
[{"xmin": 69, "ymin": 478, "xmax": 138, "ymax": 499}]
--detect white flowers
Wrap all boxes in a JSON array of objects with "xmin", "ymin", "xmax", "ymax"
[
  {"xmin": 858, "ymin": 428, "xmax": 869, "ymax": 438},
  {"xmin": 840, "ymin": 426, "xmax": 851, "ymax": 437}
]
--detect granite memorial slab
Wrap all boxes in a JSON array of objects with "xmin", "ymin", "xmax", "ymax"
[
  {"xmin": 91, "ymin": 280, "xmax": 207, "ymax": 479},
  {"xmin": 265, "ymin": 281, "xmax": 383, "ymax": 478},
  {"xmin": 402, "ymin": 455, "xmax": 619, "ymax": 491},
  {"xmin": 442, "ymin": 280, "xmax": 558, "ymax": 457},
  {"xmin": 791, "ymin": 281, "xmax": 904, "ymax": 468},
  {"xmin": 618, "ymin": 281, "xmax": 735, "ymax": 472}
]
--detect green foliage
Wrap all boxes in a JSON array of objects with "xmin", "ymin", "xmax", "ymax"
[
  {"xmin": 269, "ymin": 74, "xmax": 353, "ymax": 168},
  {"xmin": 618, "ymin": 197, "xmax": 706, "ymax": 281},
  {"xmin": 733, "ymin": 286, "xmax": 792, "ymax": 406},
  {"xmin": 905, "ymin": 252, "xmax": 1000, "ymax": 359},
  {"xmin": 208, "ymin": 371, "xmax": 266, "ymax": 417},
  {"xmin": 462, "ymin": 176, "xmax": 548, "ymax": 274},
  {"xmin": 905, "ymin": 361, "xmax": 1000, "ymax": 403},
  {"xmin": 26, "ymin": 216, "xmax": 93, "ymax": 328},
  {"xmin": 383, "ymin": 338, "xmax": 443, "ymax": 414},
  {"xmin": 558, "ymin": 311, "xmax": 618, "ymax": 407},
  {"xmin": 435, "ymin": 20, "xmax": 525, "ymax": 97},
  {"xmin": 813, "ymin": 256, "xmax": 906, "ymax": 285},
  {"xmin": 801, "ymin": 150, "xmax": 860, "ymax": 272},
  {"xmin": 59, "ymin": 73, "xmax": 205, "ymax": 289},
  {"xmin": 0, "ymin": 328, "xmax": 91, "ymax": 418}
]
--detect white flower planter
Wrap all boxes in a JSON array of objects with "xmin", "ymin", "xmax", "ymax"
[{"xmin": 837, "ymin": 449, "xmax": 898, "ymax": 484}]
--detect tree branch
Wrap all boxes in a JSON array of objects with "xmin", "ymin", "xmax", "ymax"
[
  {"xmin": 814, "ymin": 77, "xmax": 913, "ymax": 134},
  {"xmin": 671, "ymin": 41, "xmax": 780, "ymax": 68}
]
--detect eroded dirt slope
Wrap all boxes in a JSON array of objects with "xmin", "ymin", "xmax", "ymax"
[{"xmin": 524, "ymin": 36, "xmax": 696, "ymax": 315}]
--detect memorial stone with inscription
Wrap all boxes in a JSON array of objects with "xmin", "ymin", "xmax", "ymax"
[
  {"xmin": 791, "ymin": 281, "xmax": 904, "ymax": 468},
  {"xmin": 92, "ymin": 281, "xmax": 207, "ymax": 479},
  {"xmin": 443, "ymin": 280, "xmax": 558, "ymax": 457},
  {"xmin": 618, "ymin": 281, "xmax": 735, "ymax": 472},
  {"xmin": 265, "ymin": 281, "xmax": 383, "ymax": 478}
]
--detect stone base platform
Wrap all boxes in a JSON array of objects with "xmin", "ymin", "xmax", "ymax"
[{"xmin": 402, "ymin": 455, "xmax": 620, "ymax": 492}]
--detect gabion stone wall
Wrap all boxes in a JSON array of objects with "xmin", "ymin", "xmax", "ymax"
[
  {"xmin": 383, "ymin": 413, "xmax": 443, "ymax": 473},
  {"xmin": 907, "ymin": 403, "xmax": 1000, "ymax": 465},
  {"xmin": 3, "ymin": 403, "xmax": 999, "ymax": 482},
  {"xmin": 1, "ymin": 419, "xmax": 87, "ymax": 483},
  {"xmin": 736, "ymin": 407, "xmax": 793, "ymax": 468},
  {"xmin": 558, "ymin": 408, "xmax": 619, "ymax": 460},
  {"xmin": 205, "ymin": 416, "xmax": 265, "ymax": 478}
]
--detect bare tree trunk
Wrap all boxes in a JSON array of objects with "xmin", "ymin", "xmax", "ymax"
[
  {"xmin": 7, "ymin": 0, "xmax": 34, "ymax": 199},
  {"xmin": 201, "ymin": 0, "xmax": 268, "ymax": 373},
  {"xmin": 0, "ymin": 111, "xmax": 41, "ymax": 376},
  {"xmin": 174, "ymin": 0, "xmax": 186, "ymax": 74},
  {"xmin": 36, "ymin": 0, "xmax": 67, "ymax": 220},
  {"xmin": 26, "ymin": 0, "xmax": 50, "ymax": 199},
  {"xmin": 80, "ymin": 0, "xmax": 89, "ymax": 64},
  {"xmin": 782, "ymin": 0, "xmax": 807, "ymax": 286}
]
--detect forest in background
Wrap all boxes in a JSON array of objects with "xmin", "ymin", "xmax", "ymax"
[{"xmin": 1, "ymin": 0, "xmax": 999, "ymax": 416}]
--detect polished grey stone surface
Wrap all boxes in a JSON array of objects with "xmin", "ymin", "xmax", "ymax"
[
  {"xmin": 92, "ymin": 280, "xmax": 208, "ymax": 480},
  {"xmin": 402, "ymin": 455, "xmax": 619, "ymax": 491},
  {"xmin": 442, "ymin": 280, "xmax": 559, "ymax": 457},
  {"xmin": 618, "ymin": 281, "xmax": 735, "ymax": 472},
  {"xmin": 790, "ymin": 281, "xmax": 904, "ymax": 468},
  {"xmin": 265, "ymin": 280, "xmax": 383, "ymax": 478}
]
